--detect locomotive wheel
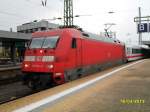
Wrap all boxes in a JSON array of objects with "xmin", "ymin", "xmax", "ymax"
[
  {"xmin": 28, "ymin": 80, "xmax": 37, "ymax": 90},
  {"xmin": 27, "ymin": 76, "xmax": 40, "ymax": 90}
]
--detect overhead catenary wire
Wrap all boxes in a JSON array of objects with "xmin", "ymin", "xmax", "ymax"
[
  {"xmin": 0, "ymin": 0, "xmax": 63, "ymax": 30},
  {"xmin": 25, "ymin": 0, "xmax": 44, "ymax": 7},
  {"xmin": 0, "ymin": 11, "xmax": 28, "ymax": 19},
  {"xmin": 0, "ymin": 0, "xmax": 53, "ymax": 24}
]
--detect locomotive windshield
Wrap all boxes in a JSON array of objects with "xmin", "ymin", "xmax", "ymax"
[
  {"xmin": 42, "ymin": 36, "xmax": 59, "ymax": 48},
  {"xmin": 29, "ymin": 36, "xmax": 59, "ymax": 49},
  {"xmin": 30, "ymin": 38, "xmax": 44, "ymax": 48}
]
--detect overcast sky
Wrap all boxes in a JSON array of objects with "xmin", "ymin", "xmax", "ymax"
[{"xmin": 0, "ymin": 0, "xmax": 150, "ymax": 44}]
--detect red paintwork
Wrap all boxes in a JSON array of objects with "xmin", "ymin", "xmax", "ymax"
[{"xmin": 22, "ymin": 28, "xmax": 125, "ymax": 85}]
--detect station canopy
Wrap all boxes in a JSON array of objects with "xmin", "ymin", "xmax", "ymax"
[{"xmin": 0, "ymin": 30, "xmax": 31, "ymax": 40}]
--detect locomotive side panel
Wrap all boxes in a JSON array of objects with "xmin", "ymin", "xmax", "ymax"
[
  {"xmin": 110, "ymin": 44, "xmax": 125, "ymax": 62},
  {"xmin": 82, "ymin": 39, "xmax": 108, "ymax": 65},
  {"xmin": 82, "ymin": 38, "xmax": 124, "ymax": 66}
]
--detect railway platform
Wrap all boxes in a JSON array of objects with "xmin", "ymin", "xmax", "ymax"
[
  {"xmin": 0, "ymin": 63, "xmax": 22, "ymax": 85},
  {"xmin": 0, "ymin": 59, "xmax": 150, "ymax": 112},
  {"xmin": 0, "ymin": 63, "xmax": 21, "ymax": 71}
]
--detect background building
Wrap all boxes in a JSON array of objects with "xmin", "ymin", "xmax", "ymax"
[{"xmin": 17, "ymin": 20, "xmax": 59, "ymax": 33}]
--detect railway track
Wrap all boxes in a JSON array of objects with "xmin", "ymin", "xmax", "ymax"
[
  {"xmin": 0, "ymin": 75, "xmax": 22, "ymax": 86},
  {"xmin": 0, "ymin": 66, "xmax": 54, "ymax": 104},
  {"xmin": 0, "ymin": 82, "xmax": 31, "ymax": 104},
  {"xmin": 0, "ymin": 81, "xmax": 54, "ymax": 104},
  {"xmin": 0, "ymin": 66, "xmax": 32, "ymax": 104}
]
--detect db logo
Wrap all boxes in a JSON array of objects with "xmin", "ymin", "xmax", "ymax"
[{"xmin": 36, "ymin": 56, "xmax": 42, "ymax": 61}]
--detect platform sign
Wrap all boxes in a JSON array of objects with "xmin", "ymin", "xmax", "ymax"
[
  {"xmin": 138, "ymin": 23, "xmax": 148, "ymax": 33},
  {"xmin": 149, "ymin": 23, "xmax": 150, "ymax": 32}
]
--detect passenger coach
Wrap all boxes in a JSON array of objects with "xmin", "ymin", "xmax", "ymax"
[{"xmin": 126, "ymin": 45, "xmax": 144, "ymax": 61}]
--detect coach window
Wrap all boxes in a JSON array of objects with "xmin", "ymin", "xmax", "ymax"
[
  {"xmin": 71, "ymin": 38, "xmax": 76, "ymax": 48},
  {"xmin": 127, "ymin": 48, "xmax": 130, "ymax": 54}
]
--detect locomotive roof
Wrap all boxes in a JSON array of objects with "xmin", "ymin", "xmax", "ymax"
[
  {"xmin": 125, "ymin": 45, "xmax": 144, "ymax": 49},
  {"xmin": 32, "ymin": 28, "xmax": 123, "ymax": 44},
  {"xmin": 82, "ymin": 31, "xmax": 114, "ymax": 43},
  {"xmin": 32, "ymin": 28, "xmax": 81, "ymax": 37},
  {"xmin": 81, "ymin": 31, "xmax": 123, "ymax": 44}
]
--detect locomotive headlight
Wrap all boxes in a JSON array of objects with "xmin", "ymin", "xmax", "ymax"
[
  {"xmin": 47, "ymin": 64, "xmax": 54, "ymax": 69},
  {"xmin": 42, "ymin": 56, "xmax": 55, "ymax": 62},
  {"xmin": 40, "ymin": 50, "xmax": 43, "ymax": 53},
  {"xmin": 24, "ymin": 64, "xmax": 29, "ymax": 68}
]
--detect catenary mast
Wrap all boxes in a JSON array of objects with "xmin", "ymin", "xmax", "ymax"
[{"xmin": 64, "ymin": 0, "xmax": 74, "ymax": 27}]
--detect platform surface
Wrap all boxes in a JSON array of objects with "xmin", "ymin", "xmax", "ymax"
[{"xmin": 0, "ymin": 59, "xmax": 150, "ymax": 112}]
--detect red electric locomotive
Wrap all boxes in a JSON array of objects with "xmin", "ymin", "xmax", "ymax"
[{"xmin": 22, "ymin": 28, "xmax": 126, "ymax": 89}]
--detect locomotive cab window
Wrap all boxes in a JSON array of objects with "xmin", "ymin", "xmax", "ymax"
[
  {"xmin": 29, "ymin": 36, "xmax": 59, "ymax": 49},
  {"xmin": 71, "ymin": 38, "xmax": 77, "ymax": 48},
  {"xmin": 42, "ymin": 36, "xmax": 59, "ymax": 49},
  {"xmin": 29, "ymin": 38, "xmax": 44, "ymax": 49}
]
